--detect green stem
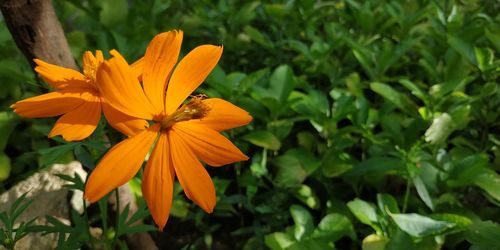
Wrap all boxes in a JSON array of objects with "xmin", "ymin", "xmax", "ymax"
[
  {"xmin": 112, "ymin": 189, "xmax": 120, "ymax": 248},
  {"xmin": 83, "ymin": 197, "xmax": 96, "ymax": 250},
  {"xmin": 98, "ymin": 197, "xmax": 112, "ymax": 250},
  {"xmin": 402, "ymin": 178, "xmax": 412, "ymax": 213}
]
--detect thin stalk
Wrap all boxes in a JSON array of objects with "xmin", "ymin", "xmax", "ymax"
[
  {"xmin": 112, "ymin": 189, "xmax": 120, "ymax": 249},
  {"xmin": 98, "ymin": 197, "xmax": 112, "ymax": 250},
  {"xmin": 402, "ymin": 178, "xmax": 412, "ymax": 213},
  {"xmin": 83, "ymin": 197, "xmax": 96, "ymax": 250}
]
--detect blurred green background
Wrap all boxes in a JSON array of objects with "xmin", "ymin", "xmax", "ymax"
[{"xmin": 0, "ymin": 0, "xmax": 499, "ymax": 249}]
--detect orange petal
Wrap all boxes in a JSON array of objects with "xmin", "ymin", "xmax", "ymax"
[
  {"xmin": 11, "ymin": 90, "xmax": 88, "ymax": 118},
  {"xmin": 143, "ymin": 31, "xmax": 183, "ymax": 115},
  {"xmin": 142, "ymin": 132, "xmax": 174, "ymax": 230},
  {"xmin": 96, "ymin": 50, "xmax": 156, "ymax": 120},
  {"xmin": 101, "ymin": 100, "xmax": 149, "ymax": 137},
  {"xmin": 172, "ymin": 122, "xmax": 248, "ymax": 166},
  {"xmin": 169, "ymin": 129, "xmax": 216, "ymax": 213},
  {"xmin": 191, "ymin": 98, "xmax": 252, "ymax": 131},
  {"xmin": 165, "ymin": 45, "xmax": 223, "ymax": 114},
  {"xmin": 48, "ymin": 95, "xmax": 101, "ymax": 141},
  {"xmin": 131, "ymin": 56, "xmax": 144, "ymax": 80},
  {"xmin": 84, "ymin": 124, "xmax": 160, "ymax": 202},
  {"xmin": 34, "ymin": 59, "xmax": 88, "ymax": 89}
]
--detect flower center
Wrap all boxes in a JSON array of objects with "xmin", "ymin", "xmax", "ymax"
[
  {"xmin": 160, "ymin": 95, "xmax": 210, "ymax": 130},
  {"xmin": 83, "ymin": 62, "xmax": 99, "ymax": 86}
]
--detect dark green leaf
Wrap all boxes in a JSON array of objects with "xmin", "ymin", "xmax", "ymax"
[{"xmin": 243, "ymin": 131, "xmax": 281, "ymax": 150}]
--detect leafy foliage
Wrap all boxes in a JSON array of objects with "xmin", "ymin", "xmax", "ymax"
[{"xmin": 0, "ymin": 0, "xmax": 499, "ymax": 249}]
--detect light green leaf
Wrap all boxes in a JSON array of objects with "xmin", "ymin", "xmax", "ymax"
[
  {"xmin": 313, "ymin": 213, "xmax": 356, "ymax": 241},
  {"xmin": 429, "ymin": 214, "xmax": 472, "ymax": 231},
  {"xmin": 347, "ymin": 198, "xmax": 380, "ymax": 233},
  {"xmin": 265, "ymin": 232, "xmax": 295, "ymax": 250},
  {"xmin": 290, "ymin": 205, "xmax": 314, "ymax": 240},
  {"xmin": 413, "ymin": 175, "xmax": 434, "ymax": 210},
  {"xmin": 292, "ymin": 185, "xmax": 320, "ymax": 209},
  {"xmin": 0, "ymin": 153, "xmax": 11, "ymax": 182},
  {"xmin": 362, "ymin": 234, "xmax": 389, "ymax": 250},
  {"xmin": 389, "ymin": 213, "xmax": 455, "ymax": 238}
]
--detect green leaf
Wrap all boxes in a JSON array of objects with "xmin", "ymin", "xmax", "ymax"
[
  {"xmin": 290, "ymin": 205, "xmax": 314, "ymax": 240},
  {"xmin": 99, "ymin": 0, "xmax": 128, "ymax": 27},
  {"xmin": 292, "ymin": 185, "xmax": 320, "ymax": 210},
  {"xmin": 474, "ymin": 47, "xmax": 494, "ymax": 72},
  {"xmin": 286, "ymin": 148, "xmax": 321, "ymax": 175},
  {"xmin": 370, "ymin": 82, "xmax": 416, "ymax": 114},
  {"xmin": 313, "ymin": 213, "xmax": 356, "ymax": 242},
  {"xmin": 389, "ymin": 213, "xmax": 455, "ymax": 238},
  {"xmin": 386, "ymin": 228, "xmax": 416, "ymax": 250},
  {"xmin": 352, "ymin": 45, "xmax": 376, "ymax": 79},
  {"xmin": 0, "ymin": 153, "xmax": 11, "ymax": 182},
  {"xmin": 485, "ymin": 28, "xmax": 500, "ymax": 51},
  {"xmin": 412, "ymin": 175, "xmax": 434, "ymax": 210},
  {"xmin": 242, "ymin": 131, "xmax": 281, "ymax": 150},
  {"xmin": 273, "ymin": 155, "xmax": 307, "ymax": 188},
  {"xmin": 465, "ymin": 221, "xmax": 500, "ymax": 250},
  {"xmin": 448, "ymin": 153, "xmax": 489, "ymax": 183},
  {"xmin": 244, "ymin": 25, "xmax": 274, "ymax": 49},
  {"xmin": 38, "ymin": 143, "xmax": 80, "ymax": 167},
  {"xmin": 287, "ymin": 239, "xmax": 332, "ymax": 250},
  {"xmin": 429, "ymin": 214, "xmax": 472, "ymax": 232},
  {"xmin": 447, "ymin": 34, "xmax": 477, "ymax": 66},
  {"xmin": 376, "ymin": 193, "xmax": 399, "ymax": 216},
  {"xmin": 265, "ymin": 232, "xmax": 295, "ymax": 250},
  {"xmin": 362, "ymin": 234, "xmax": 389, "ymax": 250},
  {"xmin": 397, "ymin": 79, "xmax": 428, "ymax": 104},
  {"xmin": 473, "ymin": 168, "xmax": 500, "ymax": 202},
  {"xmin": 0, "ymin": 112, "xmax": 16, "ymax": 152},
  {"xmin": 346, "ymin": 157, "xmax": 404, "ymax": 176},
  {"xmin": 321, "ymin": 151, "xmax": 354, "ymax": 177},
  {"xmin": 347, "ymin": 198, "xmax": 380, "ymax": 233},
  {"xmin": 269, "ymin": 65, "xmax": 294, "ymax": 103}
]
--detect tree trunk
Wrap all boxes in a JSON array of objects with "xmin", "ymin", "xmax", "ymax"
[{"xmin": 0, "ymin": 0, "xmax": 77, "ymax": 69}]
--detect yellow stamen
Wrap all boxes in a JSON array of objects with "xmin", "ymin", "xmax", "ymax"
[
  {"xmin": 160, "ymin": 96, "xmax": 210, "ymax": 130},
  {"xmin": 82, "ymin": 51, "xmax": 100, "ymax": 87}
]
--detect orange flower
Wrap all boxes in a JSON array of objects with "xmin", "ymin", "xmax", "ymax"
[
  {"xmin": 10, "ymin": 51, "xmax": 147, "ymax": 141},
  {"xmin": 84, "ymin": 30, "xmax": 252, "ymax": 230}
]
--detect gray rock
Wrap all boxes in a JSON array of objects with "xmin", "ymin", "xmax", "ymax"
[{"xmin": 0, "ymin": 161, "xmax": 87, "ymax": 250}]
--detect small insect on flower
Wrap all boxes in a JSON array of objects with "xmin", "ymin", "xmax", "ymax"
[
  {"xmin": 84, "ymin": 30, "xmax": 253, "ymax": 230},
  {"xmin": 10, "ymin": 52, "xmax": 147, "ymax": 141}
]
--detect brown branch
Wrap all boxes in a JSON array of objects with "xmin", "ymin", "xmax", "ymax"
[{"xmin": 0, "ymin": 0, "xmax": 77, "ymax": 69}]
